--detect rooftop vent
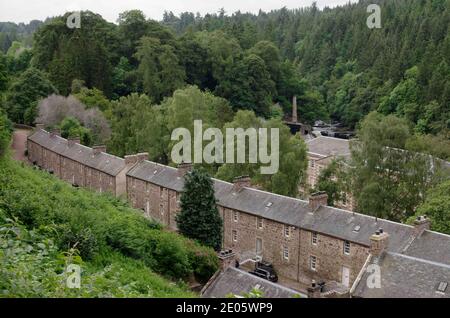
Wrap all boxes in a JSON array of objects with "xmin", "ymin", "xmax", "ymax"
[
  {"xmin": 353, "ymin": 225, "xmax": 360, "ymax": 233},
  {"xmin": 266, "ymin": 202, "xmax": 273, "ymax": 208},
  {"xmin": 437, "ymin": 282, "xmax": 448, "ymax": 293}
]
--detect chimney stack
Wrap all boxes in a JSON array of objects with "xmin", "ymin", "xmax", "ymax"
[
  {"xmin": 125, "ymin": 152, "xmax": 149, "ymax": 166},
  {"xmin": 67, "ymin": 137, "xmax": 80, "ymax": 147},
  {"xmin": 308, "ymin": 192, "xmax": 328, "ymax": 212},
  {"xmin": 413, "ymin": 215, "xmax": 431, "ymax": 237},
  {"xmin": 232, "ymin": 176, "xmax": 251, "ymax": 192},
  {"xmin": 93, "ymin": 145, "xmax": 106, "ymax": 156},
  {"xmin": 177, "ymin": 162, "xmax": 193, "ymax": 178},
  {"xmin": 50, "ymin": 128, "xmax": 61, "ymax": 138},
  {"xmin": 370, "ymin": 229, "xmax": 389, "ymax": 256},
  {"xmin": 218, "ymin": 249, "xmax": 237, "ymax": 271},
  {"xmin": 292, "ymin": 95, "xmax": 298, "ymax": 123},
  {"xmin": 307, "ymin": 280, "xmax": 322, "ymax": 298},
  {"xmin": 35, "ymin": 123, "xmax": 45, "ymax": 131}
]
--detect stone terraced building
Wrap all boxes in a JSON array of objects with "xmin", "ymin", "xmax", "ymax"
[{"xmin": 27, "ymin": 127, "xmax": 450, "ymax": 298}]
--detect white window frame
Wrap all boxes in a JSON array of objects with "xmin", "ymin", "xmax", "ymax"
[
  {"xmin": 283, "ymin": 246, "xmax": 289, "ymax": 260},
  {"xmin": 257, "ymin": 217, "xmax": 263, "ymax": 229},
  {"xmin": 232, "ymin": 230, "xmax": 238, "ymax": 242},
  {"xmin": 233, "ymin": 211, "xmax": 239, "ymax": 223},
  {"xmin": 310, "ymin": 256, "xmax": 317, "ymax": 271},
  {"xmin": 284, "ymin": 225, "xmax": 290, "ymax": 237},
  {"xmin": 344, "ymin": 240, "xmax": 351, "ymax": 255},
  {"xmin": 312, "ymin": 232, "xmax": 318, "ymax": 245}
]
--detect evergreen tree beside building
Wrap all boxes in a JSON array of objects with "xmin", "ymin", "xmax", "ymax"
[{"xmin": 176, "ymin": 168, "xmax": 223, "ymax": 251}]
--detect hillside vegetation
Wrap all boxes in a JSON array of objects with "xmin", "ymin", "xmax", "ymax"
[{"xmin": 0, "ymin": 141, "xmax": 218, "ymax": 297}]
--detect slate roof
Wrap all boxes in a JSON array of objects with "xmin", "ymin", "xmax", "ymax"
[
  {"xmin": 403, "ymin": 231, "xmax": 450, "ymax": 265},
  {"xmin": 306, "ymin": 136, "xmax": 351, "ymax": 158},
  {"xmin": 127, "ymin": 160, "xmax": 418, "ymax": 249},
  {"xmin": 28, "ymin": 129, "xmax": 126, "ymax": 176},
  {"xmin": 201, "ymin": 267, "xmax": 303, "ymax": 298},
  {"xmin": 352, "ymin": 252, "xmax": 450, "ymax": 298}
]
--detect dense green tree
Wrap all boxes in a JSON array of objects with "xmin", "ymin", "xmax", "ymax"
[
  {"xmin": 410, "ymin": 180, "xmax": 450, "ymax": 235},
  {"xmin": 215, "ymin": 110, "xmax": 307, "ymax": 197},
  {"xmin": 176, "ymin": 168, "xmax": 223, "ymax": 250},
  {"xmin": 351, "ymin": 112, "xmax": 446, "ymax": 221},
  {"xmin": 0, "ymin": 52, "xmax": 7, "ymax": 93},
  {"xmin": 216, "ymin": 54, "xmax": 275, "ymax": 117},
  {"xmin": 4, "ymin": 67, "xmax": 57, "ymax": 124},
  {"xmin": 32, "ymin": 11, "xmax": 117, "ymax": 95},
  {"xmin": 135, "ymin": 37, "xmax": 186, "ymax": 103},
  {"xmin": 59, "ymin": 116, "xmax": 93, "ymax": 146},
  {"xmin": 0, "ymin": 110, "xmax": 12, "ymax": 158},
  {"xmin": 313, "ymin": 159, "xmax": 351, "ymax": 207}
]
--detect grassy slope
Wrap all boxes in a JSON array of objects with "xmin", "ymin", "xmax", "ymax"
[{"xmin": 0, "ymin": 156, "xmax": 206, "ymax": 297}]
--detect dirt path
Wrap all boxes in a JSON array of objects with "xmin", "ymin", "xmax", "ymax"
[{"xmin": 11, "ymin": 129, "xmax": 31, "ymax": 163}]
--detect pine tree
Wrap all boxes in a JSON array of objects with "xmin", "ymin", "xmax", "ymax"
[{"xmin": 176, "ymin": 168, "xmax": 223, "ymax": 250}]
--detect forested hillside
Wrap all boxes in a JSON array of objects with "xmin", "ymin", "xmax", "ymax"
[{"xmin": 162, "ymin": 0, "xmax": 450, "ymax": 132}]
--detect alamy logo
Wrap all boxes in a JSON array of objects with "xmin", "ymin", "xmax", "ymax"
[
  {"xmin": 367, "ymin": 4, "xmax": 381, "ymax": 29},
  {"xmin": 171, "ymin": 120, "xmax": 279, "ymax": 174},
  {"xmin": 66, "ymin": 264, "xmax": 81, "ymax": 289},
  {"xmin": 66, "ymin": 12, "xmax": 81, "ymax": 29},
  {"xmin": 366, "ymin": 264, "xmax": 381, "ymax": 289}
]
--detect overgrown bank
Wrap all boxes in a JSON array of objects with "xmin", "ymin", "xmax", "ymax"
[{"xmin": 0, "ymin": 155, "xmax": 218, "ymax": 297}]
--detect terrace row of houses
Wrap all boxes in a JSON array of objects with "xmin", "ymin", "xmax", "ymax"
[{"xmin": 27, "ymin": 127, "xmax": 450, "ymax": 297}]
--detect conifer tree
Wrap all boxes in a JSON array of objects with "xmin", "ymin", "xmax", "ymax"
[{"xmin": 176, "ymin": 168, "xmax": 223, "ymax": 250}]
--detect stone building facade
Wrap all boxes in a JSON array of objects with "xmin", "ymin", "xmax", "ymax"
[
  {"xmin": 27, "ymin": 128, "xmax": 144, "ymax": 196},
  {"xmin": 26, "ymin": 127, "xmax": 450, "ymax": 297}
]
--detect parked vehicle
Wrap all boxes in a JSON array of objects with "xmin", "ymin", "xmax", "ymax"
[{"xmin": 249, "ymin": 261, "xmax": 278, "ymax": 282}]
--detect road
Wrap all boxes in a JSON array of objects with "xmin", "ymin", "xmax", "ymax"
[{"xmin": 11, "ymin": 128, "xmax": 31, "ymax": 163}]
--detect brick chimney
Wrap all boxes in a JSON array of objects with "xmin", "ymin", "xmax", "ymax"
[
  {"xmin": 292, "ymin": 95, "xmax": 298, "ymax": 123},
  {"xmin": 369, "ymin": 229, "xmax": 389, "ymax": 256},
  {"xmin": 218, "ymin": 249, "xmax": 237, "ymax": 271},
  {"xmin": 309, "ymin": 192, "xmax": 328, "ymax": 212},
  {"xmin": 92, "ymin": 145, "xmax": 106, "ymax": 156},
  {"xmin": 413, "ymin": 215, "xmax": 431, "ymax": 237},
  {"xmin": 50, "ymin": 128, "xmax": 61, "ymax": 138},
  {"xmin": 125, "ymin": 152, "xmax": 149, "ymax": 166},
  {"xmin": 177, "ymin": 162, "xmax": 193, "ymax": 178},
  {"xmin": 307, "ymin": 280, "xmax": 322, "ymax": 298},
  {"xmin": 67, "ymin": 137, "xmax": 80, "ymax": 147},
  {"xmin": 35, "ymin": 123, "xmax": 45, "ymax": 131},
  {"xmin": 136, "ymin": 153, "xmax": 149, "ymax": 162},
  {"xmin": 233, "ymin": 176, "xmax": 251, "ymax": 192}
]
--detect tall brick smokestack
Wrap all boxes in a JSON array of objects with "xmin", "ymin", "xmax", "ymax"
[{"xmin": 292, "ymin": 95, "xmax": 298, "ymax": 123}]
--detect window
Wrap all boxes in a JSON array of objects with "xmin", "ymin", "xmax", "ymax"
[
  {"xmin": 310, "ymin": 256, "xmax": 317, "ymax": 271},
  {"xmin": 310, "ymin": 160, "xmax": 315, "ymax": 168},
  {"xmin": 232, "ymin": 230, "xmax": 238, "ymax": 242},
  {"xmin": 284, "ymin": 225, "xmax": 290, "ymax": 237},
  {"xmin": 257, "ymin": 217, "xmax": 263, "ymax": 229},
  {"xmin": 233, "ymin": 211, "xmax": 239, "ymax": 222},
  {"xmin": 312, "ymin": 232, "xmax": 318, "ymax": 245},
  {"xmin": 344, "ymin": 241, "xmax": 351, "ymax": 255},
  {"xmin": 283, "ymin": 246, "xmax": 289, "ymax": 260},
  {"xmin": 256, "ymin": 238, "xmax": 262, "ymax": 256}
]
